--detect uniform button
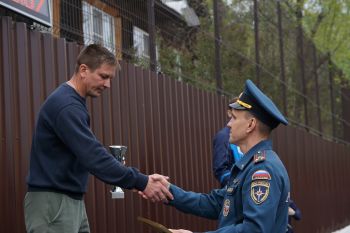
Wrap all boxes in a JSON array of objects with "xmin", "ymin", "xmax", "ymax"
[{"xmin": 241, "ymin": 165, "xmax": 244, "ymax": 169}]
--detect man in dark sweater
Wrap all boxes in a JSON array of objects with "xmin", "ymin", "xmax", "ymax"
[{"xmin": 24, "ymin": 44, "xmax": 173, "ymax": 233}]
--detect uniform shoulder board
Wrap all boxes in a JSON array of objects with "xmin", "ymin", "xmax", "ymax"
[{"xmin": 253, "ymin": 151, "xmax": 266, "ymax": 164}]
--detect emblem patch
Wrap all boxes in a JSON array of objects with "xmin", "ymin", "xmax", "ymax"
[
  {"xmin": 252, "ymin": 170, "xmax": 271, "ymax": 181},
  {"xmin": 251, "ymin": 180, "xmax": 270, "ymax": 204},
  {"xmin": 251, "ymin": 170, "xmax": 271, "ymax": 204},
  {"xmin": 223, "ymin": 199, "xmax": 230, "ymax": 216}
]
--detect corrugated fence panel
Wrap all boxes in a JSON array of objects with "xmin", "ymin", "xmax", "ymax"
[
  {"xmin": 273, "ymin": 127, "xmax": 350, "ymax": 233},
  {"xmin": 14, "ymin": 22, "xmax": 30, "ymax": 233},
  {"xmin": 1, "ymin": 16, "xmax": 15, "ymax": 233},
  {"xmin": 1, "ymin": 17, "xmax": 350, "ymax": 233}
]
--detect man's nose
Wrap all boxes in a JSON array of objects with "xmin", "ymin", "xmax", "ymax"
[
  {"xmin": 227, "ymin": 117, "xmax": 233, "ymax": 128},
  {"xmin": 104, "ymin": 79, "xmax": 111, "ymax": 88}
]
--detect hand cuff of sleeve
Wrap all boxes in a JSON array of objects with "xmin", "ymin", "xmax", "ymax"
[{"xmin": 136, "ymin": 173, "xmax": 149, "ymax": 191}]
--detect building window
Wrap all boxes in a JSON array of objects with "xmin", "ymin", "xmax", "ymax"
[
  {"xmin": 133, "ymin": 26, "xmax": 150, "ymax": 58},
  {"xmin": 132, "ymin": 25, "xmax": 160, "ymax": 70},
  {"xmin": 82, "ymin": 1, "xmax": 115, "ymax": 53}
]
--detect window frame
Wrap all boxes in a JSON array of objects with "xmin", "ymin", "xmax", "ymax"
[{"xmin": 82, "ymin": 1, "xmax": 116, "ymax": 54}]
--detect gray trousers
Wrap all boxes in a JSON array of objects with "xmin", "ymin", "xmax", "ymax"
[{"xmin": 24, "ymin": 192, "xmax": 90, "ymax": 233}]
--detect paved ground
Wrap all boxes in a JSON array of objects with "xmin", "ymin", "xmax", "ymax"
[{"xmin": 333, "ymin": 225, "xmax": 350, "ymax": 233}]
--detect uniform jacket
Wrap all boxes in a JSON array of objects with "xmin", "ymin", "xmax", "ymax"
[{"xmin": 170, "ymin": 139, "xmax": 290, "ymax": 233}]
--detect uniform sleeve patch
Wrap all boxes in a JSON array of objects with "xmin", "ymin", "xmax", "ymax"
[
  {"xmin": 251, "ymin": 180, "xmax": 270, "ymax": 204},
  {"xmin": 252, "ymin": 170, "xmax": 271, "ymax": 180},
  {"xmin": 251, "ymin": 170, "xmax": 271, "ymax": 204}
]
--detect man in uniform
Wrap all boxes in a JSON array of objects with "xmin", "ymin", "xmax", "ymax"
[{"xmin": 165, "ymin": 80, "xmax": 290, "ymax": 233}]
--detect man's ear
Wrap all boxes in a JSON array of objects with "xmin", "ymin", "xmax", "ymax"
[
  {"xmin": 246, "ymin": 118, "xmax": 257, "ymax": 133},
  {"xmin": 78, "ymin": 64, "xmax": 88, "ymax": 78},
  {"xmin": 227, "ymin": 109, "xmax": 232, "ymax": 118}
]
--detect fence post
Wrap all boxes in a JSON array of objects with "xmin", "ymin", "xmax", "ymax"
[
  {"xmin": 341, "ymin": 85, "xmax": 350, "ymax": 142},
  {"xmin": 312, "ymin": 45, "xmax": 322, "ymax": 133},
  {"xmin": 147, "ymin": 0, "xmax": 157, "ymax": 72},
  {"xmin": 276, "ymin": 0, "xmax": 287, "ymax": 116},
  {"xmin": 328, "ymin": 53, "xmax": 336, "ymax": 137},
  {"xmin": 213, "ymin": 0, "xmax": 222, "ymax": 95},
  {"xmin": 296, "ymin": 0, "xmax": 308, "ymax": 127},
  {"xmin": 253, "ymin": 0, "xmax": 260, "ymax": 87}
]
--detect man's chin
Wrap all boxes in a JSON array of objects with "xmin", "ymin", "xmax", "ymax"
[
  {"xmin": 229, "ymin": 137, "xmax": 236, "ymax": 144},
  {"xmin": 87, "ymin": 91, "xmax": 103, "ymax": 98}
]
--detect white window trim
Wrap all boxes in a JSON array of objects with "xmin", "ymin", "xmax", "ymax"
[
  {"xmin": 133, "ymin": 26, "xmax": 150, "ymax": 58},
  {"xmin": 82, "ymin": 1, "xmax": 116, "ymax": 54}
]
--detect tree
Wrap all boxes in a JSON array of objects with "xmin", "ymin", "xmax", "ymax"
[{"xmin": 303, "ymin": 0, "xmax": 350, "ymax": 79}]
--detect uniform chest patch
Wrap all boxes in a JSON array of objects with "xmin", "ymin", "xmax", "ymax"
[
  {"xmin": 251, "ymin": 170, "xmax": 271, "ymax": 204},
  {"xmin": 223, "ymin": 199, "xmax": 230, "ymax": 217}
]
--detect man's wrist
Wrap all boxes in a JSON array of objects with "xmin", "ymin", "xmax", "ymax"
[{"xmin": 136, "ymin": 173, "xmax": 149, "ymax": 191}]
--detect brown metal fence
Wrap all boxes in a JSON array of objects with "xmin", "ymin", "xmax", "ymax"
[{"xmin": 1, "ymin": 17, "xmax": 350, "ymax": 233}]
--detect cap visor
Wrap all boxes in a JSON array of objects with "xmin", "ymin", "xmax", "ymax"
[{"xmin": 229, "ymin": 102, "xmax": 247, "ymax": 110}]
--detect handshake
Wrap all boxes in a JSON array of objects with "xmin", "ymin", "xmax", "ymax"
[
  {"xmin": 109, "ymin": 146, "xmax": 173, "ymax": 202},
  {"xmin": 138, "ymin": 174, "xmax": 173, "ymax": 203}
]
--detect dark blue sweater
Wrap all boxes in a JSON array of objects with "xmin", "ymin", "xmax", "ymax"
[{"xmin": 27, "ymin": 83, "xmax": 148, "ymax": 198}]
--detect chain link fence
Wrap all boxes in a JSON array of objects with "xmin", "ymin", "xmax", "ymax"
[{"xmin": 1, "ymin": 0, "xmax": 349, "ymax": 144}]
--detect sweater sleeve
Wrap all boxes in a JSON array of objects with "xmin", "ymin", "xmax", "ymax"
[{"xmin": 54, "ymin": 104, "xmax": 148, "ymax": 191}]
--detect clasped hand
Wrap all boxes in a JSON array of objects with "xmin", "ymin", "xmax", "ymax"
[{"xmin": 140, "ymin": 174, "xmax": 173, "ymax": 203}]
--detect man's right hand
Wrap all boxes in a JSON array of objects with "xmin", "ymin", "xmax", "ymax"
[
  {"xmin": 288, "ymin": 207, "xmax": 295, "ymax": 216},
  {"xmin": 141, "ymin": 174, "xmax": 173, "ymax": 203},
  {"xmin": 139, "ymin": 174, "xmax": 174, "ymax": 203}
]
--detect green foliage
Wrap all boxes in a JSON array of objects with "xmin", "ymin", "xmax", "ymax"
[
  {"xmin": 303, "ymin": 0, "xmax": 350, "ymax": 80},
  {"xmin": 158, "ymin": 16, "xmax": 217, "ymax": 92},
  {"xmin": 155, "ymin": 0, "xmax": 349, "ymax": 140}
]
